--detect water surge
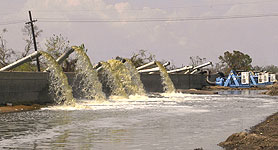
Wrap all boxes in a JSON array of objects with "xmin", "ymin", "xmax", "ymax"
[
  {"xmin": 156, "ymin": 61, "xmax": 176, "ymax": 93},
  {"xmin": 107, "ymin": 59, "xmax": 142, "ymax": 96},
  {"xmin": 40, "ymin": 51, "xmax": 75, "ymax": 105},
  {"xmin": 123, "ymin": 59, "xmax": 146, "ymax": 96},
  {"xmin": 100, "ymin": 61, "xmax": 128, "ymax": 98},
  {"xmin": 72, "ymin": 46, "xmax": 106, "ymax": 101}
]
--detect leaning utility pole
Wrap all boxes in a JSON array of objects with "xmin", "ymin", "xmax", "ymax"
[{"xmin": 26, "ymin": 10, "xmax": 41, "ymax": 72}]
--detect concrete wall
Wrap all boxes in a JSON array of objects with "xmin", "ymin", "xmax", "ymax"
[
  {"xmin": 0, "ymin": 72, "xmax": 51, "ymax": 105},
  {"xmin": 0, "ymin": 72, "xmax": 211, "ymax": 105},
  {"xmin": 141, "ymin": 74, "xmax": 207, "ymax": 92}
]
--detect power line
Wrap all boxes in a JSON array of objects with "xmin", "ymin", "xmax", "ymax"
[
  {"xmin": 26, "ymin": 10, "xmax": 41, "ymax": 72},
  {"xmin": 0, "ymin": 0, "xmax": 275, "ymax": 19},
  {"xmin": 1, "ymin": 12, "xmax": 278, "ymax": 26},
  {"xmin": 26, "ymin": 0, "xmax": 277, "ymax": 13},
  {"xmin": 0, "ymin": 20, "xmax": 25, "ymax": 26},
  {"xmin": 38, "ymin": 13, "xmax": 278, "ymax": 23},
  {"xmin": 0, "ymin": 0, "xmax": 276, "ymax": 26}
]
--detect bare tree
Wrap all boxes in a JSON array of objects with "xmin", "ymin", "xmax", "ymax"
[
  {"xmin": 189, "ymin": 56, "xmax": 207, "ymax": 67},
  {"xmin": 45, "ymin": 34, "xmax": 70, "ymax": 58},
  {"xmin": 45, "ymin": 34, "xmax": 77, "ymax": 72},
  {"xmin": 21, "ymin": 24, "xmax": 43, "ymax": 57},
  {"xmin": 130, "ymin": 50, "xmax": 156, "ymax": 67},
  {"xmin": 0, "ymin": 29, "xmax": 15, "ymax": 67}
]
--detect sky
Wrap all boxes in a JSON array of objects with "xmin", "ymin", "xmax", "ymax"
[{"xmin": 0, "ymin": 0, "xmax": 278, "ymax": 67}]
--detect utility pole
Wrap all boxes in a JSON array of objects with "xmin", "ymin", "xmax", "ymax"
[{"xmin": 26, "ymin": 10, "xmax": 41, "ymax": 72}]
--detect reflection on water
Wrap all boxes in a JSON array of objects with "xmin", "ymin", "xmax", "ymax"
[
  {"xmin": 218, "ymin": 90, "xmax": 266, "ymax": 95},
  {"xmin": 0, "ymin": 92, "xmax": 278, "ymax": 149}
]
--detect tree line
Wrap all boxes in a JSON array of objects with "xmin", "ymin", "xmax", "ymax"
[
  {"xmin": 126, "ymin": 50, "xmax": 278, "ymax": 75},
  {"xmin": 212, "ymin": 50, "xmax": 278, "ymax": 75},
  {"xmin": 0, "ymin": 25, "xmax": 76, "ymax": 72},
  {"xmin": 0, "ymin": 25, "xmax": 277, "ymax": 74}
]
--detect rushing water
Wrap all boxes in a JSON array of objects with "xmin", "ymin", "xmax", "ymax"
[
  {"xmin": 72, "ymin": 46, "xmax": 106, "ymax": 101},
  {"xmin": 100, "ymin": 61, "xmax": 128, "ymax": 98},
  {"xmin": 1, "ymin": 91, "xmax": 278, "ymax": 150},
  {"xmin": 156, "ymin": 61, "xmax": 176, "ymax": 93},
  {"xmin": 123, "ymin": 59, "xmax": 146, "ymax": 96},
  {"xmin": 40, "ymin": 51, "xmax": 75, "ymax": 105},
  {"xmin": 107, "ymin": 59, "xmax": 142, "ymax": 96},
  {"xmin": 100, "ymin": 59, "xmax": 146, "ymax": 98}
]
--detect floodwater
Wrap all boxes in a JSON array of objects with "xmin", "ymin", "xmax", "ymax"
[{"xmin": 0, "ymin": 91, "xmax": 278, "ymax": 150}]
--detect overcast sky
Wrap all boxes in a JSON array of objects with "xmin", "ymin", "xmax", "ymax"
[{"xmin": 0, "ymin": 0, "xmax": 278, "ymax": 67}]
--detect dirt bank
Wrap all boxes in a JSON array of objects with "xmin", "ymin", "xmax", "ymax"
[
  {"xmin": 265, "ymin": 83, "xmax": 278, "ymax": 96},
  {"xmin": 0, "ymin": 104, "xmax": 43, "ymax": 113},
  {"xmin": 219, "ymin": 112, "xmax": 278, "ymax": 150},
  {"xmin": 204, "ymin": 85, "xmax": 272, "ymax": 91}
]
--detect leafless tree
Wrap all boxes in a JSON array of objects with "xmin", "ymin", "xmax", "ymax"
[
  {"xmin": 189, "ymin": 56, "xmax": 207, "ymax": 67},
  {"xmin": 0, "ymin": 29, "xmax": 15, "ymax": 67},
  {"xmin": 45, "ymin": 34, "xmax": 77, "ymax": 72},
  {"xmin": 21, "ymin": 24, "xmax": 43, "ymax": 57}
]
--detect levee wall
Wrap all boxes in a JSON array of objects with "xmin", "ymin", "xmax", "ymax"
[
  {"xmin": 0, "ymin": 72, "xmax": 51, "ymax": 105},
  {"xmin": 0, "ymin": 72, "xmax": 210, "ymax": 105},
  {"xmin": 141, "ymin": 74, "xmax": 207, "ymax": 92}
]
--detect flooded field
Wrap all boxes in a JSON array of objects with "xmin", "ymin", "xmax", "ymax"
[{"xmin": 0, "ymin": 91, "xmax": 277, "ymax": 150}]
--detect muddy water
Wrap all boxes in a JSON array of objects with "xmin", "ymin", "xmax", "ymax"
[{"xmin": 0, "ymin": 91, "xmax": 278, "ymax": 150}]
